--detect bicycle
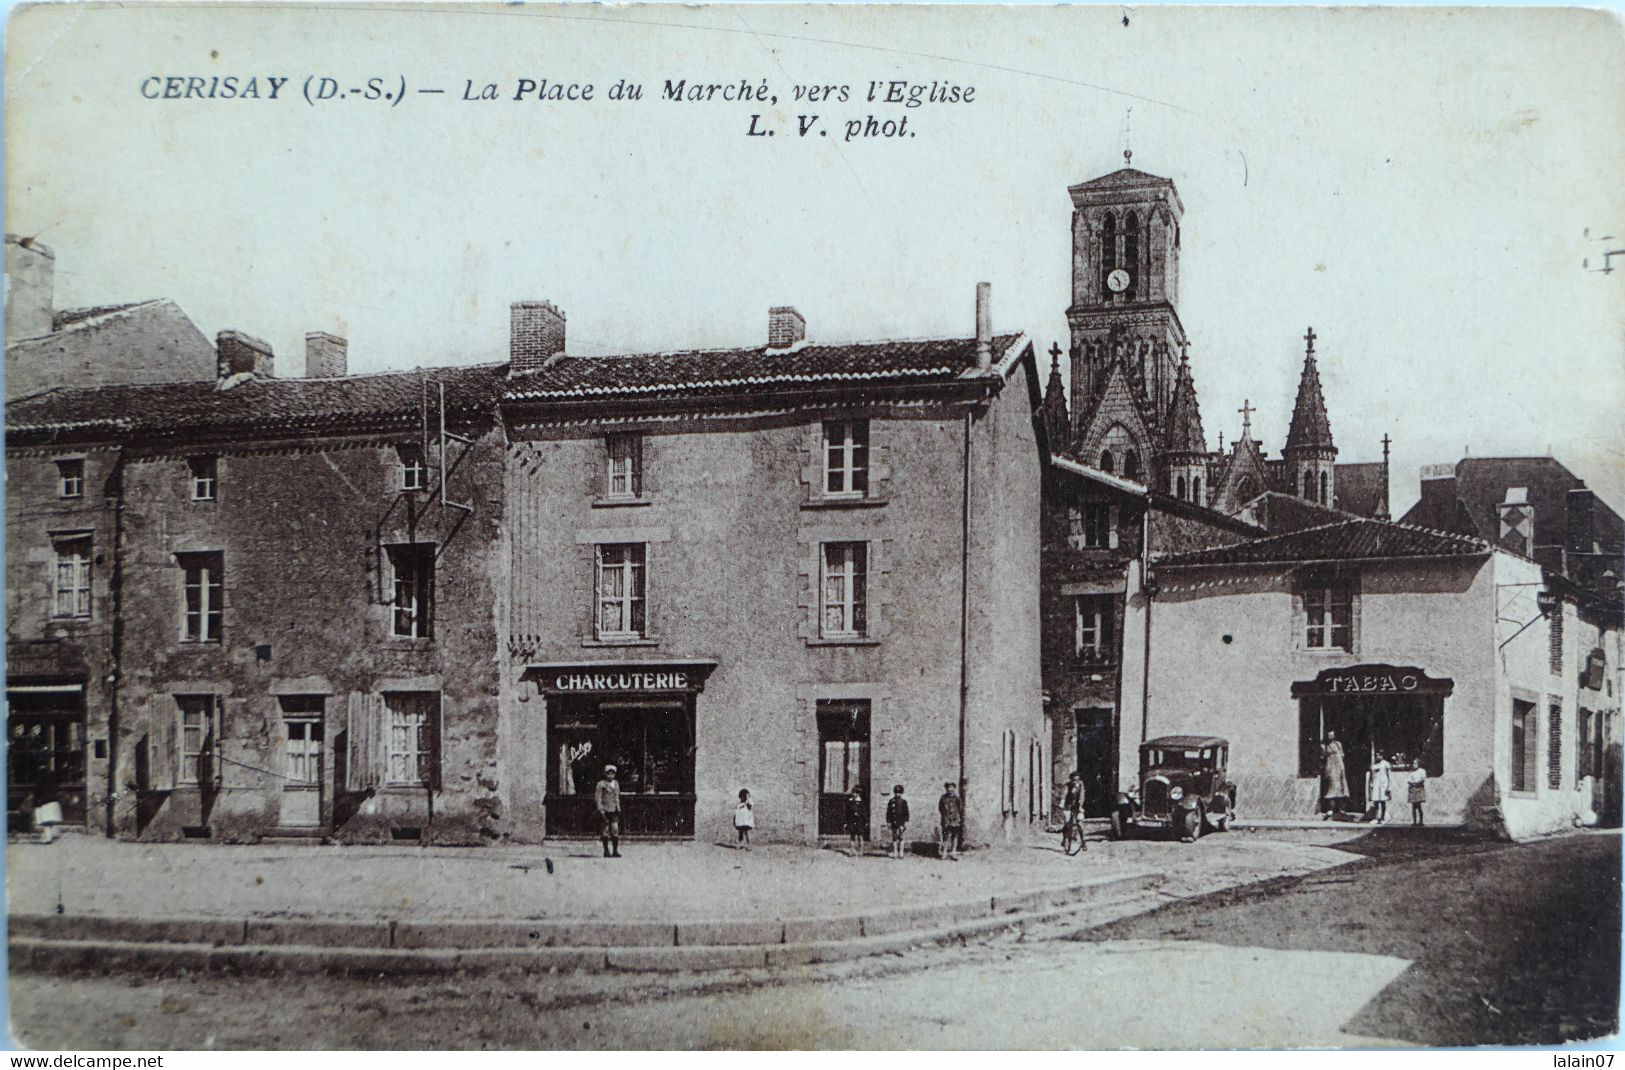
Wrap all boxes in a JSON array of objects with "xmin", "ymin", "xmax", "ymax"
[{"xmin": 1060, "ymin": 808, "xmax": 1087, "ymax": 855}]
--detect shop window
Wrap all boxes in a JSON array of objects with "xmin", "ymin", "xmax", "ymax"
[
  {"xmin": 176, "ymin": 694, "xmax": 223, "ymax": 787},
  {"xmin": 384, "ymin": 691, "xmax": 440, "ymax": 788},
  {"xmin": 387, "ymin": 543, "xmax": 435, "ymax": 639},
  {"xmin": 1303, "ymin": 581, "xmax": 1353, "ymax": 651},
  {"xmin": 820, "ymin": 542, "xmax": 868, "ymax": 639},
  {"xmin": 1074, "ymin": 595, "xmax": 1116, "ymax": 662},
  {"xmin": 188, "ymin": 456, "xmax": 217, "ymax": 502},
  {"xmin": 398, "ymin": 445, "xmax": 427, "ymax": 492},
  {"xmin": 546, "ymin": 695, "xmax": 696, "ymax": 837},
  {"xmin": 596, "ymin": 543, "xmax": 647, "ymax": 639},
  {"xmin": 56, "ymin": 459, "xmax": 84, "ymax": 499},
  {"xmin": 1548, "ymin": 699, "xmax": 1563, "ymax": 790},
  {"xmin": 177, "ymin": 552, "xmax": 223, "ymax": 643},
  {"xmin": 51, "ymin": 534, "xmax": 92, "ymax": 619},
  {"xmin": 6, "ymin": 691, "xmax": 87, "ymax": 825},
  {"xmin": 1511, "ymin": 697, "xmax": 1537, "ymax": 794},
  {"xmin": 822, "ymin": 420, "xmax": 868, "ymax": 498},
  {"xmin": 1298, "ymin": 695, "xmax": 1444, "ymax": 780},
  {"xmin": 605, "ymin": 433, "xmax": 643, "ymax": 499}
]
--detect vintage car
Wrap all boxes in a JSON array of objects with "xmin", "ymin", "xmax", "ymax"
[{"xmin": 1110, "ymin": 735, "xmax": 1237, "ymax": 842}]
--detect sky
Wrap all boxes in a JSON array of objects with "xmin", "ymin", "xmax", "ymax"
[{"xmin": 7, "ymin": 3, "xmax": 1623, "ymax": 518}]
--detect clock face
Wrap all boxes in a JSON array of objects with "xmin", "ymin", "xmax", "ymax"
[{"xmin": 1107, "ymin": 268, "xmax": 1132, "ymax": 293}]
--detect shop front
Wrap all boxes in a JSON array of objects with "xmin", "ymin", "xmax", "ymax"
[
  {"xmin": 7, "ymin": 680, "xmax": 89, "ymax": 828},
  {"xmin": 531, "ymin": 661, "xmax": 717, "ymax": 839},
  {"xmin": 1292, "ymin": 664, "xmax": 1451, "ymax": 813}
]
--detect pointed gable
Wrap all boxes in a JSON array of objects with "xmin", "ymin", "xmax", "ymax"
[
  {"xmin": 1286, "ymin": 340, "xmax": 1335, "ymax": 453},
  {"xmin": 1164, "ymin": 351, "xmax": 1207, "ymax": 455},
  {"xmin": 1074, "ymin": 359, "xmax": 1155, "ymax": 476}
]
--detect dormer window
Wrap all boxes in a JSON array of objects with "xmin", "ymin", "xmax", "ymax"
[{"xmin": 188, "ymin": 456, "xmax": 217, "ymax": 502}]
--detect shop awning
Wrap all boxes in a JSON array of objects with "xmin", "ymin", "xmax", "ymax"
[
  {"xmin": 1291, "ymin": 664, "xmax": 1454, "ymax": 698},
  {"xmin": 527, "ymin": 660, "xmax": 720, "ymax": 696}
]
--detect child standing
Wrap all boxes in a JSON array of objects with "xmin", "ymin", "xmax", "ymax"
[
  {"xmin": 1407, "ymin": 764, "xmax": 1427, "ymax": 826},
  {"xmin": 845, "ymin": 787, "xmax": 867, "ymax": 852},
  {"xmin": 1367, "ymin": 753, "xmax": 1393, "ymax": 824},
  {"xmin": 734, "ymin": 788, "xmax": 755, "ymax": 849},
  {"xmin": 885, "ymin": 784, "xmax": 910, "ymax": 859}
]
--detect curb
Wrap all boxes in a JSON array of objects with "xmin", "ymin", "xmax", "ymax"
[{"xmin": 8, "ymin": 870, "xmax": 1161, "ymax": 975}]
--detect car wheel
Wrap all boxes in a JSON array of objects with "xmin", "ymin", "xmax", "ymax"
[
  {"xmin": 1181, "ymin": 807, "xmax": 1203, "ymax": 842},
  {"xmin": 1109, "ymin": 810, "xmax": 1126, "ymax": 841}
]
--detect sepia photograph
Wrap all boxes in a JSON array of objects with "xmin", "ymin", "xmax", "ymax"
[{"xmin": 4, "ymin": 1, "xmax": 1623, "ymax": 1052}]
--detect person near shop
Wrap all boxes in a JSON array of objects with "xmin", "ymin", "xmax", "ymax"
[
  {"xmin": 846, "ymin": 787, "xmax": 867, "ymax": 852},
  {"xmin": 885, "ymin": 784, "xmax": 910, "ymax": 859},
  {"xmin": 937, "ymin": 781, "xmax": 964, "ymax": 861},
  {"xmin": 1367, "ymin": 753, "xmax": 1393, "ymax": 824},
  {"xmin": 595, "ymin": 764, "xmax": 623, "ymax": 858},
  {"xmin": 734, "ymin": 788, "xmax": 755, "ymax": 849},
  {"xmin": 1407, "ymin": 764, "xmax": 1427, "ymax": 826},
  {"xmin": 1320, "ymin": 731, "xmax": 1349, "ymax": 818}
]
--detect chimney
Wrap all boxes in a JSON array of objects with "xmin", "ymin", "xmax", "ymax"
[
  {"xmin": 975, "ymin": 282, "xmax": 992, "ymax": 369},
  {"xmin": 510, "ymin": 301, "xmax": 566, "ymax": 375},
  {"xmin": 305, "ymin": 332, "xmax": 348, "ymax": 378},
  {"xmin": 767, "ymin": 306, "xmax": 806, "ymax": 350},
  {"xmin": 1568, "ymin": 487, "xmax": 1597, "ymax": 555},
  {"xmin": 1497, "ymin": 486, "xmax": 1533, "ymax": 557},
  {"xmin": 216, "ymin": 330, "xmax": 274, "ymax": 382},
  {"xmin": 5, "ymin": 233, "xmax": 55, "ymax": 342}
]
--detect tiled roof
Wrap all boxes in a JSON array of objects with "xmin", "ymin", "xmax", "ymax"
[
  {"xmin": 1071, "ymin": 167, "xmax": 1175, "ymax": 191},
  {"xmin": 1235, "ymin": 491, "xmax": 1356, "ymax": 534},
  {"xmin": 50, "ymin": 302, "xmax": 151, "ymax": 332},
  {"xmin": 503, "ymin": 335, "xmax": 1022, "ymax": 402},
  {"xmin": 1156, "ymin": 517, "xmax": 1491, "ymax": 567},
  {"xmin": 6, "ymin": 363, "xmax": 504, "ymax": 440}
]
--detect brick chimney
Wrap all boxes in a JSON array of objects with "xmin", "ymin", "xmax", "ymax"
[
  {"xmin": 5, "ymin": 234, "xmax": 55, "ymax": 342},
  {"xmin": 975, "ymin": 282, "xmax": 992, "ymax": 369},
  {"xmin": 767, "ymin": 307, "xmax": 806, "ymax": 350},
  {"xmin": 510, "ymin": 301, "xmax": 566, "ymax": 375},
  {"xmin": 216, "ymin": 330, "xmax": 274, "ymax": 382},
  {"xmin": 305, "ymin": 332, "xmax": 347, "ymax": 378}
]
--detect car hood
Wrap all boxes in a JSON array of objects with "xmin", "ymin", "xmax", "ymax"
[{"xmin": 1142, "ymin": 767, "xmax": 1202, "ymax": 784}]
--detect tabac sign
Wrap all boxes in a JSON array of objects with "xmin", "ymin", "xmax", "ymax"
[
  {"xmin": 1291, "ymin": 664, "xmax": 1455, "ymax": 698},
  {"xmin": 528, "ymin": 660, "xmax": 718, "ymax": 696}
]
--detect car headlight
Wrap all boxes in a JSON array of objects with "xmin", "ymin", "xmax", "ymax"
[{"xmin": 1169, "ymin": 786, "xmax": 1185, "ymax": 801}]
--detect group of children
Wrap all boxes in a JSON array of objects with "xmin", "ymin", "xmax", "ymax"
[
  {"xmin": 734, "ymin": 782, "xmax": 966, "ymax": 859},
  {"xmin": 1364, "ymin": 753, "xmax": 1428, "ymax": 826}
]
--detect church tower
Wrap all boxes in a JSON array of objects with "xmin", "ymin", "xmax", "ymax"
[
  {"xmin": 1066, "ymin": 153, "xmax": 1188, "ymax": 482},
  {"xmin": 1283, "ymin": 327, "xmax": 1337, "ymax": 506}
]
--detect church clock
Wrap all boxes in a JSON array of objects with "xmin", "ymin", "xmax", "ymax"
[{"xmin": 1106, "ymin": 268, "xmax": 1132, "ymax": 294}]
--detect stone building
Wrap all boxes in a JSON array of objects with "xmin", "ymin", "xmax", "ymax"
[
  {"xmin": 498, "ymin": 292, "xmax": 1048, "ymax": 846},
  {"xmin": 6, "ymin": 331, "xmax": 510, "ymax": 843},
  {"xmin": 5, "ymin": 234, "xmax": 216, "ymax": 401},
  {"xmin": 1120, "ymin": 517, "xmax": 1621, "ymax": 838}
]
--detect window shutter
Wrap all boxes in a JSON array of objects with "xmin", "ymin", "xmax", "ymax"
[
  {"xmin": 1107, "ymin": 506, "xmax": 1120, "ymax": 549},
  {"xmin": 151, "ymin": 703, "xmax": 177, "ymax": 790},
  {"xmin": 426, "ymin": 694, "xmax": 444, "ymax": 792},
  {"xmin": 346, "ymin": 692, "xmax": 381, "ymax": 791},
  {"xmin": 208, "ymin": 697, "xmax": 225, "ymax": 788}
]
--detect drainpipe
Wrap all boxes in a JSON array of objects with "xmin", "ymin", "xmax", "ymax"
[
  {"xmin": 1139, "ymin": 500, "xmax": 1153, "ymax": 744},
  {"xmin": 958, "ymin": 407, "xmax": 973, "ymax": 815},
  {"xmin": 105, "ymin": 449, "xmax": 127, "ymax": 837}
]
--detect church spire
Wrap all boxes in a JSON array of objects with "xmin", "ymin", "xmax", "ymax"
[
  {"xmin": 1285, "ymin": 326, "xmax": 1335, "ymax": 453},
  {"xmin": 1041, "ymin": 341, "xmax": 1071, "ymax": 450},
  {"xmin": 1164, "ymin": 344, "xmax": 1207, "ymax": 455}
]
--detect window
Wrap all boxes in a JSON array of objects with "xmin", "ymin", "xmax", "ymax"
[
  {"xmin": 385, "ymin": 691, "xmax": 439, "ymax": 788},
  {"xmin": 1176, "ymin": 475, "xmax": 1187, "ymax": 500},
  {"xmin": 1319, "ymin": 472, "xmax": 1330, "ymax": 505},
  {"xmin": 1511, "ymin": 697, "xmax": 1538, "ymax": 794},
  {"xmin": 1192, "ymin": 477, "xmax": 1202, "ymax": 505},
  {"xmin": 1122, "ymin": 212, "xmax": 1140, "ymax": 301},
  {"xmin": 1304, "ymin": 582, "xmax": 1352, "ymax": 651},
  {"xmin": 1580, "ymin": 708, "xmax": 1603, "ymax": 783},
  {"xmin": 398, "ymin": 446, "xmax": 427, "ymax": 492},
  {"xmin": 178, "ymin": 552, "xmax": 223, "ymax": 642},
  {"xmin": 1075, "ymin": 595, "xmax": 1116, "ymax": 661},
  {"xmin": 51, "ymin": 535, "xmax": 92, "ymax": 619},
  {"xmin": 188, "ymin": 456, "xmax": 217, "ymax": 502},
  {"xmin": 56, "ymin": 459, "xmax": 84, "ymax": 499},
  {"xmin": 387, "ymin": 543, "xmax": 435, "ymax": 639},
  {"xmin": 1099, "ymin": 451, "xmax": 1114, "ymax": 474},
  {"xmin": 1302, "ymin": 470, "xmax": 1314, "ymax": 499},
  {"xmin": 1123, "ymin": 450, "xmax": 1141, "ymax": 481},
  {"xmin": 821, "ymin": 542, "xmax": 868, "ymax": 638},
  {"xmin": 596, "ymin": 543, "xmax": 646, "ymax": 639},
  {"xmin": 176, "ymin": 694, "xmax": 222, "ymax": 787},
  {"xmin": 1066, "ymin": 503, "xmax": 1114, "ymax": 550},
  {"xmin": 605, "ymin": 433, "xmax": 643, "ymax": 499},
  {"xmin": 1099, "ymin": 212, "xmax": 1117, "ymax": 299},
  {"xmin": 822, "ymin": 420, "xmax": 869, "ymax": 498}
]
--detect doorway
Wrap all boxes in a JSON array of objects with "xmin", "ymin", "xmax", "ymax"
[
  {"xmin": 817, "ymin": 700, "xmax": 871, "ymax": 837},
  {"xmin": 278, "ymin": 696, "xmax": 324, "ymax": 827},
  {"xmin": 1074, "ymin": 707, "xmax": 1115, "ymax": 818},
  {"xmin": 545, "ymin": 695, "xmax": 697, "ymax": 837},
  {"xmin": 7, "ymin": 682, "xmax": 88, "ymax": 827}
]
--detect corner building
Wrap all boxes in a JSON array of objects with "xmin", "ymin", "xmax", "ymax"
[{"xmin": 499, "ymin": 300, "xmax": 1048, "ymax": 846}]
